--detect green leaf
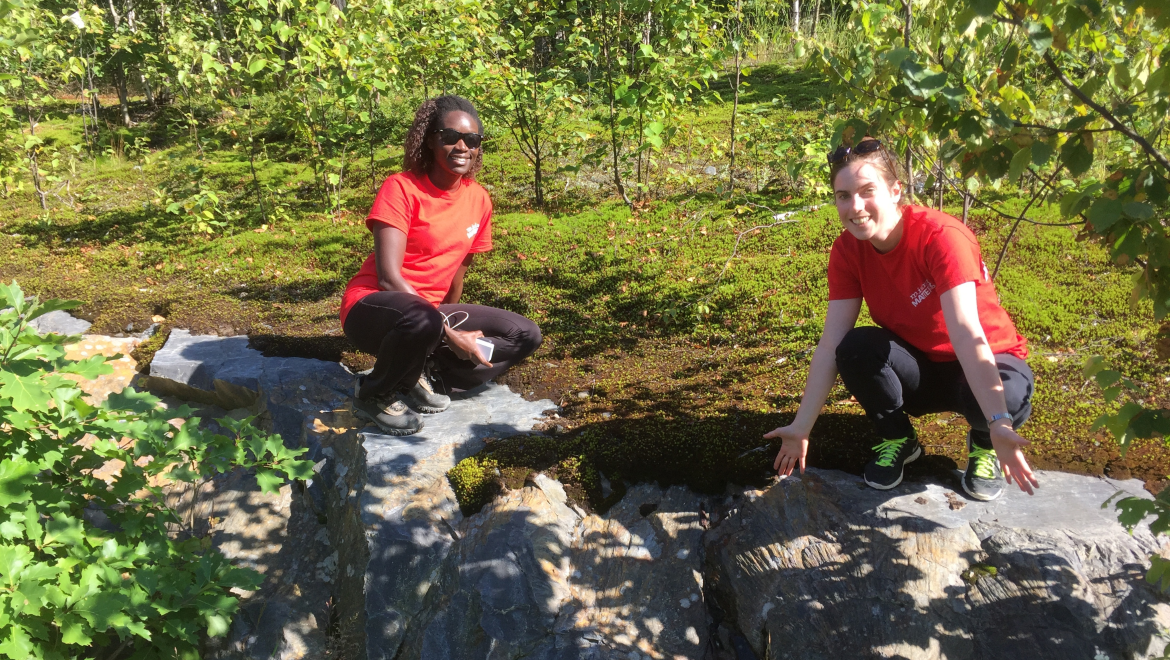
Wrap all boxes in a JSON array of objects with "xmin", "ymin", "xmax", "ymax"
[
  {"xmin": 0, "ymin": 622, "xmax": 35, "ymax": 659},
  {"xmin": 0, "ymin": 370, "xmax": 50, "ymax": 411},
  {"xmin": 1115, "ymin": 495, "xmax": 1157, "ymax": 530},
  {"xmin": 967, "ymin": 0, "xmax": 998, "ymax": 17},
  {"xmin": 0, "ymin": 459, "xmax": 37, "ymax": 507},
  {"xmin": 43, "ymin": 513, "xmax": 85, "ymax": 548},
  {"xmin": 248, "ymin": 58, "xmax": 267, "ymax": 75},
  {"xmin": 1030, "ymin": 141, "xmax": 1054, "ymax": 166},
  {"xmin": 58, "ymin": 354, "xmax": 113, "ymax": 379},
  {"xmin": 1123, "ymin": 201, "xmax": 1155, "ymax": 220},
  {"xmin": 981, "ymin": 144, "xmax": 1012, "ymax": 180},
  {"xmin": 75, "ymin": 591, "xmax": 131, "ymax": 631},
  {"xmin": 24, "ymin": 298, "xmax": 83, "ymax": 323},
  {"xmin": 1008, "ymin": 146, "xmax": 1032, "ymax": 181},
  {"xmin": 0, "ymin": 545, "xmax": 33, "ymax": 585},
  {"xmin": 1088, "ymin": 197, "xmax": 1123, "ymax": 232},
  {"xmin": 58, "ymin": 614, "xmax": 93, "ymax": 646},
  {"xmin": 1063, "ymin": 4, "xmax": 1091, "ymax": 34},
  {"xmin": 1060, "ymin": 135, "xmax": 1093, "ymax": 175},
  {"xmin": 254, "ymin": 468, "xmax": 285, "ymax": 494},
  {"xmin": 1025, "ymin": 21, "xmax": 1053, "ymax": 53}
]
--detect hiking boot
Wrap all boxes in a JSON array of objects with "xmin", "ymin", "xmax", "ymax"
[
  {"xmin": 352, "ymin": 394, "xmax": 424, "ymax": 435},
  {"xmin": 962, "ymin": 435, "xmax": 1004, "ymax": 501},
  {"xmin": 863, "ymin": 433, "xmax": 922, "ymax": 490},
  {"xmin": 405, "ymin": 369, "xmax": 450, "ymax": 413}
]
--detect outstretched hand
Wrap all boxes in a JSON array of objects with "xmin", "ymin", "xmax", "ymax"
[
  {"xmin": 989, "ymin": 424, "xmax": 1039, "ymax": 495},
  {"xmin": 766, "ymin": 425, "xmax": 810, "ymax": 477}
]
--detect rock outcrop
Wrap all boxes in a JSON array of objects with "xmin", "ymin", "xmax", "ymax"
[
  {"xmin": 52, "ymin": 316, "xmax": 1170, "ymax": 660},
  {"xmin": 704, "ymin": 469, "xmax": 1170, "ymax": 660}
]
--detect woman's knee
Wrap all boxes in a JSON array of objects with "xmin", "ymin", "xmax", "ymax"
[
  {"xmin": 398, "ymin": 300, "xmax": 445, "ymax": 342},
  {"xmin": 516, "ymin": 318, "xmax": 543, "ymax": 357}
]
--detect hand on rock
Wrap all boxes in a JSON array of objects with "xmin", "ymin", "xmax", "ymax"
[
  {"xmin": 766, "ymin": 425, "xmax": 809, "ymax": 477},
  {"xmin": 990, "ymin": 423, "xmax": 1039, "ymax": 495}
]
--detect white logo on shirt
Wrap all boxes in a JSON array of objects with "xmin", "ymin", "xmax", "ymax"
[
  {"xmin": 466, "ymin": 222, "xmax": 480, "ymax": 239},
  {"xmin": 910, "ymin": 280, "xmax": 936, "ymax": 307}
]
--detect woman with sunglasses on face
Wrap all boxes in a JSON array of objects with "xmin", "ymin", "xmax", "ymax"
[
  {"xmin": 339, "ymin": 95, "xmax": 542, "ymax": 435},
  {"xmin": 765, "ymin": 138, "xmax": 1039, "ymax": 501}
]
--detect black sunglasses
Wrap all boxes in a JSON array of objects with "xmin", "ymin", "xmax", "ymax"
[
  {"xmin": 430, "ymin": 128, "xmax": 483, "ymax": 149},
  {"xmin": 827, "ymin": 139, "xmax": 884, "ymax": 164}
]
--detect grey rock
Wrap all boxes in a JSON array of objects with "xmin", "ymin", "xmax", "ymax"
[
  {"xmin": 148, "ymin": 329, "xmax": 353, "ymax": 447},
  {"xmin": 28, "ymin": 310, "xmax": 91, "ymax": 335},
  {"xmin": 374, "ymin": 476, "xmax": 709, "ymax": 660},
  {"xmin": 704, "ymin": 468, "xmax": 1170, "ymax": 660}
]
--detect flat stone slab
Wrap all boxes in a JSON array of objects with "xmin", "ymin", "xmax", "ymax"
[
  {"xmin": 705, "ymin": 468, "xmax": 1170, "ymax": 660},
  {"xmin": 29, "ymin": 309, "xmax": 92, "ymax": 335},
  {"xmin": 360, "ymin": 383, "xmax": 557, "ymax": 520},
  {"xmin": 149, "ymin": 329, "xmax": 354, "ymax": 449}
]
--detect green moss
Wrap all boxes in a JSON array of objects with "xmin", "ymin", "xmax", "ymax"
[
  {"xmin": 447, "ymin": 456, "xmax": 501, "ymax": 516},
  {"xmin": 130, "ymin": 327, "xmax": 172, "ymax": 372}
]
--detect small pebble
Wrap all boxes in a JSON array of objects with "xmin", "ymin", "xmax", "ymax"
[
  {"xmin": 577, "ymin": 391, "xmax": 590, "ymax": 399},
  {"xmin": 601, "ymin": 412, "xmax": 612, "ymax": 419}
]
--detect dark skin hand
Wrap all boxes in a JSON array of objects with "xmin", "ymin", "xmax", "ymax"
[{"xmin": 370, "ymin": 108, "xmax": 491, "ymax": 367}]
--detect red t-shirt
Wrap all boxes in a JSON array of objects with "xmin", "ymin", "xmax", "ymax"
[
  {"xmin": 827, "ymin": 205, "xmax": 1027, "ymax": 361},
  {"xmin": 339, "ymin": 171, "xmax": 493, "ymax": 325}
]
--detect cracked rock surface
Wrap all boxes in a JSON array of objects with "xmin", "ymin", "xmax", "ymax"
[{"xmin": 704, "ymin": 468, "xmax": 1170, "ymax": 660}]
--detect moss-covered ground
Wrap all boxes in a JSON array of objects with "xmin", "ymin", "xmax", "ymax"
[{"xmin": 6, "ymin": 64, "xmax": 1169, "ymax": 515}]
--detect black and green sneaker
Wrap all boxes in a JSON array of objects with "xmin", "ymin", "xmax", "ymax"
[
  {"xmin": 863, "ymin": 433, "xmax": 923, "ymax": 490},
  {"xmin": 962, "ymin": 436, "xmax": 1004, "ymax": 501}
]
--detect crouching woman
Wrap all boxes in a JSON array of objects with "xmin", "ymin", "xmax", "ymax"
[
  {"xmin": 766, "ymin": 138, "xmax": 1038, "ymax": 501},
  {"xmin": 340, "ymin": 95, "xmax": 542, "ymax": 436}
]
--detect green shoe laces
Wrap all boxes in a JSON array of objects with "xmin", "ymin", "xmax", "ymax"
[
  {"xmin": 968, "ymin": 446, "xmax": 998, "ymax": 479},
  {"xmin": 872, "ymin": 437, "xmax": 910, "ymax": 467}
]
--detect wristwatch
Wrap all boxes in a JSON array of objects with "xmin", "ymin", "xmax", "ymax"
[{"xmin": 987, "ymin": 412, "xmax": 1013, "ymax": 426}]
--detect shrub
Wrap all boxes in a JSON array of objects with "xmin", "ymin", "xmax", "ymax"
[{"xmin": 0, "ymin": 282, "xmax": 313, "ymax": 659}]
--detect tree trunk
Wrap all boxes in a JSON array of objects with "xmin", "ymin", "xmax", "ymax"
[
  {"xmin": 791, "ymin": 0, "xmax": 801, "ymax": 35},
  {"xmin": 962, "ymin": 192, "xmax": 972, "ymax": 224},
  {"xmin": 115, "ymin": 65, "xmax": 132, "ymax": 127},
  {"xmin": 141, "ymin": 72, "xmax": 154, "ymax": 106},
  {"xmin": 811, "ymin": 0, "xmax": 823, "ymax": 36},
  {"xmin": 902, "ymin": 0, "xmax": 913, "ymax": 202}
]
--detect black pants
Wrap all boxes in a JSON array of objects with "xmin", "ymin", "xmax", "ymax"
[
  {"xmin": 343, "ymin": 291, "xmax": 542, "ymax": 399},
  {"xmin": 834, "ymin": 326, "xmax": 1033, "ymax": 450}
]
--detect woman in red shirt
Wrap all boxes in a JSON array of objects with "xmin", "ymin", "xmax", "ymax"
[
  {"xmin": 766, "ymin": 139, "xmax": 1038, "ymax": 501},
  {"xmin": 340, "ymin": 95, "xmax": 542, "ymax": 435}
]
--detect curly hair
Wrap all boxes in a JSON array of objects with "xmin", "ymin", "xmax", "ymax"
[{"xmin": 403, "ymin": 95, "xmax": 484, "ymax": 180}]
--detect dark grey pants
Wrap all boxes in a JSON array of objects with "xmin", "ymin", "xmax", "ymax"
[
  {"xmin": 834, "ymin": 326, "xmax": 1034, "ymax": 449},
  {"xmin": 343, "ymin": 291, "xmax": 542, "ymax": 398}
]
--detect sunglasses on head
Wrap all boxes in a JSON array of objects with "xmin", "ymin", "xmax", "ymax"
[
  {"xmin": 827, "ymin": 139, "xmax": 884, "ymax": 164},
  {"xmin": 430, "ymin": 128, "xmax": 483, "ymax": 149}
]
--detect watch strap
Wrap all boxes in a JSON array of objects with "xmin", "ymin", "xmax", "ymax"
[{"xmin": 988, "ymin": 412, "xmax": 1013, "ymax": 426}]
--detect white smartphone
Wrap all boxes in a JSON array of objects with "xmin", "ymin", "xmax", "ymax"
[{"xmin": 475, "ymin": 338, "xmax": 495, "ymax": 362}]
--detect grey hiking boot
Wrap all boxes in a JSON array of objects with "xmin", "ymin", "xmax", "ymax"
[
  {"xmin": 352, "ymin": 394, "xmax": 424, "ymax": 435},
  {"xmin": 352, "ymin": 375, "xmax": 423, "ymax": 435},
  {"xmin": 863, "ymin": 433, "xmax": 922, "ymax": 490},
  {"xmin": 962, "ymin": 434, "xmax": 1004, "ymax": 501},
  {"xmin": 405, "ymin": 368, "xmax": 450, "ymax": 413}
]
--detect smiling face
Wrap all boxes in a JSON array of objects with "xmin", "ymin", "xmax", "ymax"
[
  {"xmin": 833, "ymin": 160, "xmax": 904, "ymax": 251},
  {"xmin": 428, "ymin": 110, "xmax": 481, "ymax": 180}
]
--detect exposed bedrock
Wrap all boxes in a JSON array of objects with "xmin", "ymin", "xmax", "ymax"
[
  {"xmin": 128, "ymin": 324, "xmax": 1170, "ymax": 660},
  {"xmin": 704, "ymin": 469, "xmax": 1170, "ymax": 660}
]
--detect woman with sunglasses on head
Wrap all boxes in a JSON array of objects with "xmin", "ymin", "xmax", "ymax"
[
  {"xmin": 765, "ymin": 138, "xmax": 1038, "ymax": 501},
  {"xmin": 339, "ymin": 95, "xmax": 542, "ymax": 435}
]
